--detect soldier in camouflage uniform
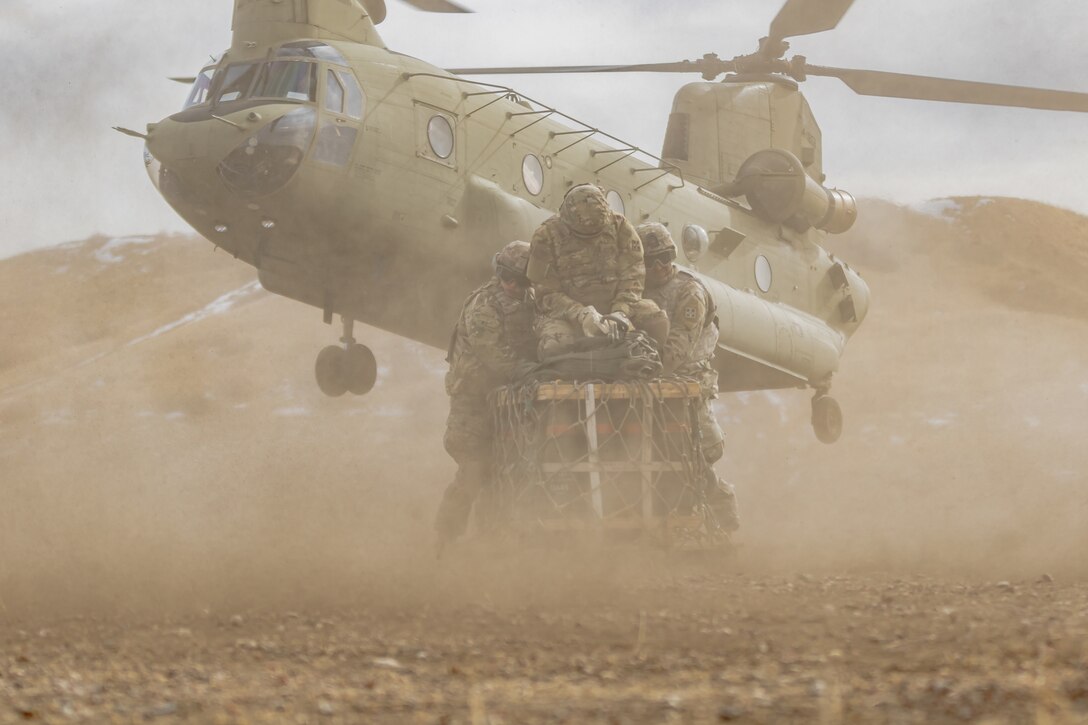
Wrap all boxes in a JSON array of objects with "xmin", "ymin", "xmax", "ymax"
[
  {"xmin": 527, "ymin": 184, "xmax": 669, "ymax": 358},
  {"xmin": 638, "ymin": 222, "xmax": 740, "ymax": 533},
  {"xmin": 434, "ymin": 241, "xmax": 538, "ymax": 549}
]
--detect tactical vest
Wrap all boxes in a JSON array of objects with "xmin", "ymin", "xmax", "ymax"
[
  {"xmin": 446, "ymin": 279, "xmax": 535, "ymax": 396},
  {"xmin": 496, "ymin": 287, "xmax": 537, "ymax": 361},
  {"xmin": 537, "ymin": 214, "xmax": 624, "ymax": 313}
]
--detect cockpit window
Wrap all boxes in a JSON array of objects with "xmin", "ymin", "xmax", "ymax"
[
  {"xmin": 277, "ymin": 41, "xmax": 348, "ymax": 65},
  {"xmin": 325, "ymin": 70, "xmax": 345, "ymax": 115},
  {"xmin": 184, "ymin": 68, "xmax": 215, "ymax": 109},
  {"xmin": 323, "ymin": 69, "xmax": 366, "ymax": 121},
  {"xmin": 252, "ymin": 61, "xmax": 317, "ymax": 102},
  {"xmin": 215, "ymin": 63, "xmax": 260, "ymax": 103},
  {"xmin": 339, "ymin": 71, "xmax": 365, "ymax": 119}
]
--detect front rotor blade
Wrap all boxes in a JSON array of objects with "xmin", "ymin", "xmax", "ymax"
[
  {"xmin": 809, "ymin": 65, "xmax": 1088, "ymax": 112},
  {"xmin": 769, "ymin": 0, "xmax": 855, "ymax": 41},
  {"xmin": 400, "ymin": 0, "xmax": 471, "ymax": 11},
  {"xmin": 450, "ymin": 59, "xmax": 733, "ymax": 76}
]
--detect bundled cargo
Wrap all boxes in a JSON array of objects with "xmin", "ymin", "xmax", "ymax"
[{"xmin": 484, "ymin": 379, "xmax": 728, "ymax": 548}]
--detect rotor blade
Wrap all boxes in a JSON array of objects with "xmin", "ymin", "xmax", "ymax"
[
  {"xmin": 399, "ymin": 0, "xmax": 471, "ymax": 12},
  {"xmin": 769, "ymin": 0, "xmax": 855, "ymax": 40},
  {"xmin": 808, "ymin": 65, "xmax": 1088, "ymax": 112},
  {"xmin": 450, "ymin": 59, "xmax": 733, "ymax": 76},
  {"xmin": 168, "ymin": 76, "xmax": 197, "ymax": 85}
]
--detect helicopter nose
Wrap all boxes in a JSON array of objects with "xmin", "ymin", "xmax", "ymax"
[
  {"xmin": 215, "ymin": 107, "xmax": 316, "ymax": 198},
  {"xmin": 143, "ymin": 114, "xmax": 215, "ymax": 208},
  {"xmin": 144, "ymin": 105, "xmax": 317, "ymax": 212}
]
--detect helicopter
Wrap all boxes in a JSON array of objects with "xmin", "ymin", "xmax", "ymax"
[{"xmin": 119, "ymin": 0, "xmax": 1088, "ymax": 444}]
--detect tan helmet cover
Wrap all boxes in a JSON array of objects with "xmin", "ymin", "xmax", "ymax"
[
  {"xmin": 635, "ymin": 222, "xmax": 677, "ymax": 257},
  {"xmin": 493, "ymin": 239, "xmax": 531, "ymax": 277},
  {"xmin": 559, "ymin": 184, "xmax": 611, "ymax": 237}
]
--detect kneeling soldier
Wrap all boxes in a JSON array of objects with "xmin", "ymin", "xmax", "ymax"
[
  {"xmin": 434, "ymin": 240, "xmax": 537, "ymax": 550},
  {"xmin": 528, "ymin": 184, "xmax": 668, "ymax": 358},
  {"xmin": 637, "ymin": 222, "xmax": 740, "ymax": 533}
]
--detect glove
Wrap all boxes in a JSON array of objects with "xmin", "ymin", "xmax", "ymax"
[
  {"xmin": 578, "ymin": 307, "xmax": 612, "ymax": 337},
  {"xmin": 602, "ymin": 312, "xmax": 631, "ymax": 341}
]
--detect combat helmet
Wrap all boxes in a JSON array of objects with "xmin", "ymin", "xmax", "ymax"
[
  {"xmin": 559, "ymin": 184, "xmax": 611, "ymax": 238},
  {"xmin": 636, "ymin": 222, "xmax": 677, "ymax": 259},
  {"xmin": 493, "ymin": 240, "xmax": 531, "ymax": 280}
]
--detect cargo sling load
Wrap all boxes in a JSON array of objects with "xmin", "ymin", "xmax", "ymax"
[{"xmin": 483, "ymin": 368, "xmax": 729, "ymax": 548}]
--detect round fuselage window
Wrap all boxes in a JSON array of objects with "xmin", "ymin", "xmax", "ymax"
[
  {"xmin": 605, "ymin": 190, "xmax": 625, "ymax": 216},
  {"xmin": 427, "ymin": 115, "xmax": 454, "ymax": 159},
  {"xmin": 755, "ymin": 255, "xmax": 773, "ymax": 293},
  {"xmin": 522, "ymin": 154, "xmax": 544, "ymax": 195}
]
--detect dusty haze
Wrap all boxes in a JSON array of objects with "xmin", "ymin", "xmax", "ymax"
[
  {"xmin": 2, "ymin": 197, "xmax": 1088, "ymax": 722},
  {"xmin": 2, "ymin": 196, "xmax": 1087, "ymax": 615}
]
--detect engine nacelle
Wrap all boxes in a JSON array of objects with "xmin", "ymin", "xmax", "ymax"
[{"xmin": 715, "ymin": 148, "xmax": 857, "ymax": 234}]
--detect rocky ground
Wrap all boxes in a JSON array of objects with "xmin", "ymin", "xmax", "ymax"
[
  {"xmin": 3, "ymin": 564, "xmax": 1088, "ymax": 723},
  {"xmin": 2, "ymin": 197, "xmax": 1088, "ymax": 722}
]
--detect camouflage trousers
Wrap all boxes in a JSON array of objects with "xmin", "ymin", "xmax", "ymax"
[
  {"xmin": 675, "ymin": 364, "xmax": 724, "ymax": 464},
  {"xmin": 435, "ymin": 392, "xmax": 492, "ymax": 543},
  {"xmin": 694, "ymin": 394, "xmax": 738, "ymax": 532},
  {"xmin": 442, "ymin": 391, "xmax": 492, "ymax": 462},
  {"xmin": 707, "ymin": 475, "xmax": 741, "ymax": 532},
  {"xmin": 535, "ymin": 298, "xmax": 668, "ymax": 358},
  {"xmin": 696, "ymin": 396, "xmax": 725, "ymax": 464}
]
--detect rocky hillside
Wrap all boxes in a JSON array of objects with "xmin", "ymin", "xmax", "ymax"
[{"xmin": 2, "ymin": 198, "xmax": 1087, "ymax": 612}]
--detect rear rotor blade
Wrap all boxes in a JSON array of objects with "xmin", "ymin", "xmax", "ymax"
[
  {"xmin": 769, "ymin": 0, "xmax": 855, "ymax": 41},
  {"xmin": 400, "ymin": 0, "xmax": 471, "ymax": 11},
  {"xmin": 809, "ymin": 65, "xmax": 1088, "ymax": 112},
  {"xmin": 450, "ymin": 59, "xmax": 734, "ymax": 76}
]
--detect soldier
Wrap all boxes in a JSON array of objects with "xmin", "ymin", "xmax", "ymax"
[
  {"xmin": 637, "ymin": 221, "xmax": 740, "ymax": 533},
  {"xmin": 434, "ymin": 240, "xmax": 537, "ymax": 550},
  {"xmin": 527, "ymin": 184, "xmax": 669, "ymax": 358}
]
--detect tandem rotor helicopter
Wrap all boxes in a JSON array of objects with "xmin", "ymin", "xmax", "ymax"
[{"xmin": 119, "ymin": 0, "xmax": 1088, "ymax": 443}]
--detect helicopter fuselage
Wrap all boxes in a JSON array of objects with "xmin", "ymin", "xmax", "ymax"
[{"xmin": 145, "ymin": 34, "xmax": 868, "ymax": 394}]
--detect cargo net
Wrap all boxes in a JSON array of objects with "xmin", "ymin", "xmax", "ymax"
[{"xmin": 485, "ymin": 379, "xmax": 722, "ymax": 547}]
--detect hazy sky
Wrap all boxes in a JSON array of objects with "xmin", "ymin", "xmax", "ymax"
[{"xmin": 1, "ymin": 0, "xmax": 1086, "ymax": 258}]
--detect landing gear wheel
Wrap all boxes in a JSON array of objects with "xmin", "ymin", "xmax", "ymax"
[
  {"xmin": 811, "ymin": 395, "xmax": 843, "ymax": 444},
  {"xmin": 315, "ymin": 345, "xmax": 349, "ymax": 397},
  {"xmin": 345, "ymin": 344, "xmax": 377, "ymax": 395}
]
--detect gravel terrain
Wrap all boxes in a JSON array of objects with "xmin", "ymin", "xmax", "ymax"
[
  {"xmin": 4, "ymin": 200, "xmax": 1088, "ymax": 722},
  {"xmin": 4, "ymin": 563, "xmax": 1088, "ymax": 724}
]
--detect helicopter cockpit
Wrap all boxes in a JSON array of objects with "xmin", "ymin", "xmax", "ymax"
[
  {"xmin": 182, "ymin": 42, "xmax": 358, "ymax": 111},
  {"xmin": 163, "ymin": 42, "xmax": 366, "ymax": 200}
]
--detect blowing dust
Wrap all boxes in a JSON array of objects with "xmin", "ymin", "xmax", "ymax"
[{"xmin": 2, "ymin": 197, "xmax": 1087, "ymax": 620}]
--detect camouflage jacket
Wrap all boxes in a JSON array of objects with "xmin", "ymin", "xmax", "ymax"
[
  {"xmin": 526, "ymin": 212, "xmax": 645, "ymax": 319},
  {"xmin": 645, "ymin": 267, "xmax": 719, "ymax": 390},
  {"xmin": 446, "ymin": 278, "xmax": 536, "ymax": 397}
]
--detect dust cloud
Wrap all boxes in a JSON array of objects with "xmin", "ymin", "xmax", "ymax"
[
  {"xmin": 0, "ymin": 3, "xmax": 228, "ymax": 256},
  {"xmin": 3, "ymin": 200, "xmax": 1088, "ymax": 722},
  {"xmin": 2, "ymin": 197, "xmax": 1086, "ymax": 625}
]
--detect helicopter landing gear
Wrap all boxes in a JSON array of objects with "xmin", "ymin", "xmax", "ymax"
[
  {"xmin": 314, "ymin": 317, "xmax": 377, "ymax": 397},
  {"xmin": 811, "ymin": 392, "xmax": 843, "ymax": 444}
]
